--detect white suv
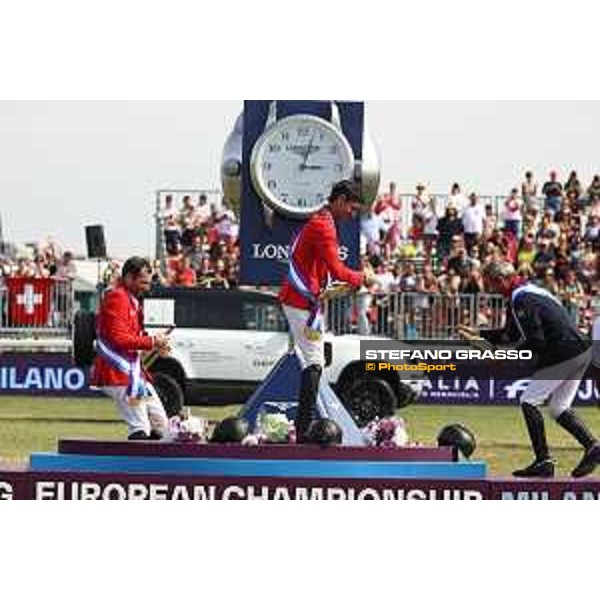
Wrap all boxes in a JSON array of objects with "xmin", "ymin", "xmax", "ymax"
[{"xmin": 144, "ymin": 287, "xmax": 424, "ymax": 426}]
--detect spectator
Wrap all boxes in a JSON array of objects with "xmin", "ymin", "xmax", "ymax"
[
  {"xmin": 503, "ymin": 188, "xmax": 523, "ymax": 238},
  {"xmin": 399, "ymin": 262, "xmax": 418, "ymax": 292},
  {"xmin": 360, "ymin": 206, "xmax": 385, "ymax": 257},
  {"xmin": 56, "ymin": 251, "xmax": 76, "ymax": 279},
  {"xmin": 447, "ymin": 241, "xmax": 470, "ymax": 278},
  {"xmin": 517, "ymin": 232, "xmax": 536, "ymax": 266},
  {"xmin": 161, "ymin": 195, "xmax": 181, "ymax": 255},
  {"xmin": 586, "ymin": 175, "xmax": 600, "ymax": 203},
  {"xmin": 521, "ymin": 170, "xmax": 539, "ymax": 212},
  {"xmin": 542, "ymin": 170, "xmax": 563, "ymax": 214},
  {"xmin": 564, "ymin": 170, "xmax": 582, "ymax": 200},
  {"xmin": 436, "ymin": 206, "xmax": 464, "ymax": 259},
  {"xmin": 483, "ymin": 204, "xmax": 497, "ymax": 239},
  {"xmin": 421, "ymin": 195, "xmax": 439, "ymax": 254},
  {"xmin": 185, "ymin": 235, "xmax": 207, "ymax": 277},
  {"xmin": 578, "ymin": 243, "xmax": 598, "ymax": 291},
  {"xmin": 536, "ymin": 210, "xmax": 560, "ymax": 243},
  {"xmin": 448, "ymin": 182, "xmax": 467, "ymax": 215},
  {"xmin": 532, "ymin": 239, "xmax": 557, "ymax": 279},
  {"xmin": 467, "ymin": 245, "xmax": 482, "ymax": 270},
  {"xmin": 412, "ymin": 183, "xmax": 430, "ymax": 218},
  {"xmin": 196, "ymin": 193, "xmax": 211, "ymax": 225},
  {"xmin": 172, "ymin": 256, "xmax": 196, "ymax": 287},
  {"xmin": 180, "ymin": 195, "xmax": 199, "ymax": 248},
  {"xmin": 560, "ymin": 269, "xmax": 585, "ymax": 324},
  {"xmin": 373, "ymin": 182, "xmax": 402, "ymax": 257},
  {"xmin": 373, "ymin": 262, "xmax": 396, "ymax": 293},
  {"xmin": 554, "ymin": 237, "xmax": 571, "ymax": 281},
  {"xmin": 501, "ymin": 229, "xmax": 519, "ymax": 264},
  {"xmin": 584, "ymin": 215, "xmax": 600, "ymax": 247},
  {"xmin": 150, "ymin": 260, "xmax": 167, "ymax": 288},
  {"xmin": 408, "ymin": 213, "xmax": 424, "ymax": 241},
  {"xmin": 539, "ymin": 267, "xmax": 560, "ymax": 295},
  {"xmin": 209, "ymin": 259, "xmax": 230, "ymax": 290},
  {"xmin": 461, "ymin": 192, "xmax": 485, "ymax": 251},
  {"xmin": 102, "ymin": 260, "xmax": 121, "ymax": 288},
  {"xmin": 215, "ymin": 201, "xmax": 238, "ymax": 249},
  {"xmin": 462, "ymin": 266, "xmax": 484, "ymax": 294},
  {"xmin": 416, "ymin": 263, "xmax": 440, "ymax": 293}
]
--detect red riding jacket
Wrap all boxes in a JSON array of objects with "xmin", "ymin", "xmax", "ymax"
[
  {"xmin": 90, "ymin": 284, "xmax": 154, "ymax": 387},
  {"xmin": 279, "ymin": 208, "xmax": 363, "ymax": 310}
]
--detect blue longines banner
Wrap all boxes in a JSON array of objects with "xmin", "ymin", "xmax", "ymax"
[
  {"xmin": 239, "ymin": 100, "xmax": 363, "ymax": 285},
  {"xmin": 0, "ymin": 353, "xmax": 100, "ymax": 397}
]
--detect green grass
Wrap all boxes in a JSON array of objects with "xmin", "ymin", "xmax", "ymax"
[{"xmin": 1, "ymin": 396, "xmax": 599, "ymax": 476}]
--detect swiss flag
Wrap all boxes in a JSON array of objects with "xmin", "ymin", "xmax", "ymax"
[{"xmin": 6, "ymin": 277, "xmax": 54, "ymax": 326}]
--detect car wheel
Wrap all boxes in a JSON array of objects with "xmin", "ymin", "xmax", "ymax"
[
  {"xmin": 152, "ymin": 372, "xmax": 184, "ymax": 418},
  {"xmin": 72, "ymin": 310, "xmax": 96, "ymax": 367},
  {"xmin": 341, "ymin": 378, "xmax": 397, "ymax": 427}
]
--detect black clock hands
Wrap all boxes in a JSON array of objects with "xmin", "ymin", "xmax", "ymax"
[
  {"xmin": 299, "ymin": 164, "xmax": 323, "ymax": 171},
  {"xmin": 301, "ymin": 131, "xmax": 317, "ymax": 169}
]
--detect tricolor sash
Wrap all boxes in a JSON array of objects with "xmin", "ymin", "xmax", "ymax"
[
  {"xmin": 96, "ymin": 335, "xmax": 148, "ymax": 398},
  {"xmin": 287, "ymin": 232, "xmax": 331, "ymax": 341}
]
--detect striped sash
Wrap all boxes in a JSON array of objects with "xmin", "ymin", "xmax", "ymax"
[
  {"xmin": 96, "ymin": 335, "xmax": 148, "ymax": 398},
  {"xmin": 287, "ymin": 231, "xmax": 331, "ymax": 341}
]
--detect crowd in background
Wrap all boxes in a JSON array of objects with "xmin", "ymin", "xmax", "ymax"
[
  {"xmin": 2, "ymin": 169, "xmax": 599, "ymax": 335},
  {"xmin": 0, "ymin": 237, "xmax": 77, "ymax": 280},
  {"xmin": 158, "ymin": 192, "xmax": 240, "ymax": 289},
  {"xmin": 359, "ymin": 170, "xmax": 600, "ymax": 333},
  {"xmin": 154, "ymin": 170, "xmax": 600, "ymax": 333}
]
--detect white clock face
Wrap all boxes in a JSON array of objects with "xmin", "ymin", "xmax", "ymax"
[{"xmin": 250, "ymin": 115, "xmax": 355, "ymax": 218}]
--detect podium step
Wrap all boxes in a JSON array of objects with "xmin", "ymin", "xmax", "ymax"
[
  {"xmin": 30, "ymin": 452, "xmax": 486, "ymax": 480},
  {"xmin": 57, "ymin": 439, "xmax": 455, "ymax": 462}
]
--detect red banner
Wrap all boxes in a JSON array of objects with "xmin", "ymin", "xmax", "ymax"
[
  {"xmin": 6, "ymin": 277, "xmax": 53, "ymax": 326},
  {"xmin": 2, "ymin": 470, "xmax": 600, "ymax": 500}
]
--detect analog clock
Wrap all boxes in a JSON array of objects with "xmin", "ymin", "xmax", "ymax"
[{"xmin": 250, "ymin": 114, "xmax": 355, "ymax": 219}]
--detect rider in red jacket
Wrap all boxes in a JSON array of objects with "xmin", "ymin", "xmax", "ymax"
[
  {"xmin": 279, "ymin": 180, "xmax": 376, "ymax": 441},
  {"xmin": 91, "ymin": 257, "xmax": 171, "ymax": 440},
  {"xmin": 91, "ymin": 284, "xmax": 154, "ymax": 388}
]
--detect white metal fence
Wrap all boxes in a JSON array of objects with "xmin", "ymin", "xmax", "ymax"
[{"xmin": 323, "ymin": 291, "xmax": 506, "ymax": 340}]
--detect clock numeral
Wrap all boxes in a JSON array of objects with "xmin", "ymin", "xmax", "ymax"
[
  {"xmin": 297, "ymin": 198, "xmax": 307, "ymax": 208},
  {"xmin": 334, "ymin": 163, "xmax": 343, "ymax": 172},
  {"xmin": 316, "ymin": 193, "xmax": 324, "ymax": 203},
  {"xmin": 268, "ymin": 144, "xmax": 281, "ymax": 153},
  {"xmin": 263, "ymin": 162, "xmax": 272, "ymax": 172},
  {"xmin": 281, "ymin": 132, "xmax": 290, "ymax": 141},
  {"xmin": 297, "ymin": 127, "xmax": 310, "ymax": 137},
  {"xmin": 267, "ymin": 180, "xmax": 277, "ymax": 190}
]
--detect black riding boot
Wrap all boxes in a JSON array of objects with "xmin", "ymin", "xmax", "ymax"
[
  {"xmin": 513, "ymin": 403, "xmax": 555, "ymax": 478},
  {"xmin": 295, "ymin": 365, "xmax": 322, "ymax": 443},
  {"xmin": 556, "ymin": 409, "xmax": 600, "ymax": 478},
  {"xmin": 556, "ymin": 409, "xmax": 596, "ymax": 450}
]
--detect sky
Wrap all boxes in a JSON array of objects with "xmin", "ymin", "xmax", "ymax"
[{"xmin": 0, "ymin": 100, "xmax": 599, "ymax": 258}]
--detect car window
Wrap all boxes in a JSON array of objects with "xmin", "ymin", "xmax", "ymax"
[
  {"xmin": 177, "ymin": 294, "xmax": 241, "ymax": 329},
  {"xmin": 147, "ymin": 290, "xmax": 241, "ymax": 329},
  {"xmin": 242, "ymin": 300, "xmax": 288, "ymax": 332}
]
